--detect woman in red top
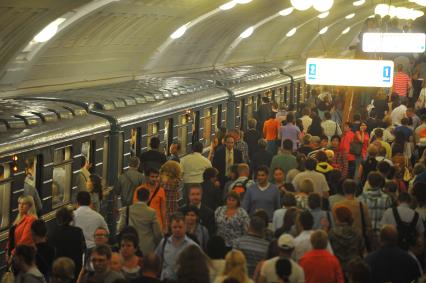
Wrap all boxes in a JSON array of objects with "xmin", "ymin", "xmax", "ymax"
[
  {"xmin": 356, "ymin": 122, "xmax": 370, "ymax": 160},
  {"xmin": 7, "ymin": 195, "xmax": 38, "ymax": 261}
]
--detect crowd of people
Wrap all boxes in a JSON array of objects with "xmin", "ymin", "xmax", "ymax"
[{"xmin": 4, "ymin": 72, "xmax": 426, "ymax": 283}]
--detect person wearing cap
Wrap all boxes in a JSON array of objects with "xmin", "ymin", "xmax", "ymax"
[{"xmin": 258, "ymin": 234, "xmax": 305, "ymax": 283}]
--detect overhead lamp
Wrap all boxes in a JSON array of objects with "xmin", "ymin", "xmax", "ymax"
[
  {"xmin": 279, "ymin": 7, "xmax": 294, "ymax": 16},
  {"xmin": 170, "ymin": 24, "xmax": 188, "ymax": 39},
  {"xmin": 286, "ymin": 27, "xmax": 297, "ymax": 37},
  {"xmin": 342, "ymin": 27, "xmax": 351, "ymax": 34},
  {"xmin": 290, "ymin": 0, "xmax": 313, "ymax": 11},
  {"xmin": 374, "ymin": 4, "xmax": 424, "ymax": 20},
  {"xmin": 319, "ymin": 26, "xmax": 328, "ymax": 35},
  {"xmin": 345, "ymin": 13, "xmax": 355, "ymax": 19},
  {"xmin": 219, "ymin": 1, "xmax": 237, "ymax": 10},
  {"xmin": 375, "ymin": 4, "xmax": 390, "ymax": 17},
  {"xmin": 410, "ymin": 0, "xmax": 426, "ymax": 6},
  {"xmin": 235, "ymin": 0, "xmax": 252, "ymax": 3},
  {"xmin": 33, "ymin": 18, "xmax": 66, "ymax": 43},
  {"xmin": 353, "ymin": 0, "xmax": 365, "ymax": 6},
  {"xmin": 313, "ymin": 0, "xmax": 334, "ymax": 12},
  {"xmin": 240, "ymin": 26, "xmax": 254, "ymax": 38},
  {"xmin": 318, "ymin": 11, "xmax": 329, "ymax": 19}
]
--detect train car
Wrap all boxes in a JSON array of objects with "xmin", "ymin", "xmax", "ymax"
[{"xmin": 0, "ymin": 99, "xmax": 110, "ymax": 269}]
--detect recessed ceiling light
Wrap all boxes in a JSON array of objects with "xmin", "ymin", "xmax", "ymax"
[
  {"xmin": 342, "ymin": 27, "xmax": 350, "ymax": 34},
  {"xmin": 290, "ymin": 0, "xmax": 313, "ymax": 11},
  {"xmin": 170, "ymin": 24, "xmax": 188, "ymax": 39},
  {"xmin": 33, "ymin": 18, "xmax": 66, "ymax": 43},
  {"xmin": 319, "ymin": 26, "xmax": 328, "ymax": 34},
  {"xmin": 318, "ymin": 11, "xmax": 329, "ymax": 18},
  {"xmin": 286, "ymin": 27, "xmax": 297, "ymax": 37},
  {"xmin": 279, "ymin": 7, "xmax": 294, "ymax": 16},
  {"xmin": 353, "ymin": 0, "xmax": 365, "ymax": 6},
  {"xmin": 220, "ymin": 1, "xmax": 237, "ymax": 10},
  {"xmin": 313, "ymin": 0, "xmax": 334, "ymax": 12},
  {"xmin": 345, "ymin": 13, "xmax": 355, "ymax": 19},
  {"xmin": 240, "ymin": 26, "xmax": 254, "ymax": 38}
]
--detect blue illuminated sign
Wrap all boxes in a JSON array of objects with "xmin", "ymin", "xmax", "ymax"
[
  {"xmin": 308, "ymin": 64, "xmax": 317, "ymax": 79},
  {"xmin": 383, "ymin": 66, "xmax": 391, "ymax": 82}
]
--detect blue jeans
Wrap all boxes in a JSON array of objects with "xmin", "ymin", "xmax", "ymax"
[{"xmin": 266, "ymin": 140, "xmax": 278, "ymax": 155}]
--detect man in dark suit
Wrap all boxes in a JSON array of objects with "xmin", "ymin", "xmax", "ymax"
[
  {"xmin": 244, "ymin": 118, "xmax": 261, "ymax": 161},
  {"xmin": 139, "ymin": 137, "xmax": 167, "ymax": 173},
  {"xmin": 179, "ymin": 184, "xmax": 216, "ymax": 236},
  {"xmin": 213, "ymin": 134, "xmax": 243, "ymax": 186}
]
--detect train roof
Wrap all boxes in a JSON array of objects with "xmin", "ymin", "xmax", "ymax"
[
  {"xmin": 0, "ymin": 99, "xmax": 109, "ymax": 157},
  {"xmin": 26, "ymin": 76, "xmax": 230, "ymax": 128}
]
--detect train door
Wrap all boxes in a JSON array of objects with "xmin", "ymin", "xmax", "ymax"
[
  {"xmin": 164, "ymin": 118, "xmax": 174, "ymax": 155},
  {"xmin": 81, "ymin": 140, "xmax": 95, "ymax": 173},
  {"xmin": 203, "ymin": 108, "xmax": 212, "ymax": 147},
  {"xmin": 147, "ymin": 122, "xmax": 160, "ymax": 150},
  {"xmin": 192, "ymin": 111, "xmax": 200, "ymax": 145},
  {"xmin": 240, "ymin": 98, "xmax": 246, "ymax": 131},
  {"xmin": 0, "ymin": 162, "xmax": 11, "ymax": 230},
  {"xmin": 217, "ymin": 104, "xmax": 222, "ymax": 128},
  {"xmin": 178, "ymin": 114, "xmax": 188, "ymax": 155}
]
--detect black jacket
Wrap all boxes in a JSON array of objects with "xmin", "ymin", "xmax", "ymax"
[
  {"xmin": 139, "ymin": 150, "xmax": 167, "ymax": 173},
  {"xmin": 201, "ymin": 180, "xmax": 222, "ymax": 211},
  {"xmin": 48, "ymin": 225, "xmax": 86, "ymax": 279},
  {"xmin": 212, "ymin": 147, "xmax": 243, "ymax": 185},
  {"xmin": 244, "ymin": 129, "xmax": 261, "ymax": 160},
  {"xmin": 251, "ymin": 149, "xmax": 273, "ymax": 174}
]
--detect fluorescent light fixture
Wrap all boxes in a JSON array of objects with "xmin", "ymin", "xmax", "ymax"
[
  {"xmin": 375, "ymin": 4, "xmax": 389, "ymax": 17},
  {"xmin": 313, "ymin": 0, "xmax": 333, "ymax": 12},
  {"xmin": 319, "ymin": 26, "xmax": 328, "ymax": 34},
  {"xmin": 410, "ymin": 0, "xmax": 426, "ymax": 6},
  {"xmin": 220, "ymin": 1, "xmax": 237, "ymax": 10},
  {"xmin": 236, "ymin": 0, "xmax": 252, "ymax": 3},
  {"xmin": 345, "ymin": 13, "xmax": 355, "ymax": 19},
  {"xmin": 374, "ymin": 4, "xmax": 424, "ymax": 20},
  {"xmin": 33, "ymin": 18, "xmax": 66, "ymax": 43},
  {"xmin": 353, "ymin": 0, "xmax": 365, "ymax": 6},
  {"xmin": 286, "ymin": 27, "xmax": 297, "ymax": 37},
  {"xmin": 240, "ymin": 26, "xmax": 254, "ymax": 38},
  {"xmin": 342, "ymin": 27, "xmax": 351, "ymax": 34},
  {"xmin": 279, "ymin": 7, "xmax": 294, "ymax": 16},
  {"xmin": 305, "ymin": 58, "xmax": 394, "ymax": 87},
  {"xmin": 318, "ymin": 12, "xmax": 329, "ymax": 19},
  {"xmin": 290, "ymin": 0, "xmax": 313, "ymax": 11},
  {"xmin": 170, "ymin": 24, "xmax": 188, "ymax": 39},
  {"xmin": 363, "ymin": 33, "xmax": 426, "ymax": 53}
]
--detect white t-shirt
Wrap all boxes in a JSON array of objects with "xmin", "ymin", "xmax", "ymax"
[{"xmin": 391, "ymin": 104, "xmax": 407, "ymax": 126}]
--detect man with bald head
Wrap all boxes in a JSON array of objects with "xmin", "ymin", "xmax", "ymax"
[
  {"xmin": 365, "ymin": 225, "xmax": 421, "ymax": 283},
  {"xmin": 131, "ymin": 252, "xmax": 161, "ymax": 283}
]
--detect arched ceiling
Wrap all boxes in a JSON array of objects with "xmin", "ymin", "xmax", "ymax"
[{"xmin": 0, "ymin": 0, "xmax": 425, "ymax": 94}]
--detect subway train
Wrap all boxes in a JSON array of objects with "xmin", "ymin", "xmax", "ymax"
[{"xmin": 0, "ymin": 65, "xmax": 306, "ymax": 270}]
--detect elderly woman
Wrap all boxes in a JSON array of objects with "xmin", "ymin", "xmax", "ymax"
[
  {"xmin": 7, "ymin": 195, "xmax": 38, "ymax": 260},
  {"xmin": 215, "ymin": 191, "xmax": 250, "ymax": 247},
  {"xmin": 328, "ymin": 205, "xmax": 364, "ymax": 277}
]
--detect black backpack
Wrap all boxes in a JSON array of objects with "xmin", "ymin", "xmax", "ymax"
[{"xmin": 392, "ymin": 207, "xmax": 419, "ymax": 250}]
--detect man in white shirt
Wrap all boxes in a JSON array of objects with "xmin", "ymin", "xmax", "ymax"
[
  {"xmin": 293, "ymin": 210, "xmax": 333, "ymax": 261},
  {"xmin": 321, "ymin": 112, "xmax": 342, "ymax": 142},
  {"xmin": 180, "ymin": 141, "xmax": 212, "ymax": 204},
  {"xmin": 300, "ymin": 107, "xmax": 312, "ymax": 133},
  {"xmin": 259, "ymin": 234, "xmax": 305, "ymax": 283},
  {"xmin": 391, "ymin": 99, "xmax": 407, "ymax": 126},
  {"xmin": 73, "ymin": 191, "xmax": 109, "ymax": 249}
]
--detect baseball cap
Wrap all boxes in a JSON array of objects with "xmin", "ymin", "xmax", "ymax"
[{"xmin": 278, "ymin": 234, "xmax": 295, "ymax": 250}]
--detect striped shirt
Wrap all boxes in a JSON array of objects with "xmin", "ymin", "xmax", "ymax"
[
  {"xmin": 232, "ymin": 234, "xmax": 269, "ymax": 277},
  {"xmin": 393, "ymin": 71, "xmax": 411, "ymax": 97},
  {"xmin": 358, "ymin": 189, "xmax": 392, "ymax": 235}
]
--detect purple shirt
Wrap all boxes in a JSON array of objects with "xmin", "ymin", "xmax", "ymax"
[{"xmin": 279, "ymin": 124, "xmax": 300, "ymax": 150}]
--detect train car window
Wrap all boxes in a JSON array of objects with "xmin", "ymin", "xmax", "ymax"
[
  {"xmin": 178, "ymin": 115, "xmax": 187, "ymax": 155},
  {"xmin": 0, "ymin": 163, "xmax": 11, "ymax": 229},
  {"xmin": 284, "ymin": 86, "xmax": 288, "ymax": 104},
  {"xmin": 192, "ymin": 111, "xmax": 200, "ymax": 145},
  {"xmin": 81, "ymin": 141, "xmax": 91, "ymax": 161},
  {"xmin": 203, "ymin": 108, "xmax": 212, "ymax": 147},
  {"xmin": 147, "ymin": 122, "xmax": 159, "ymax": 148},
  {"xmin": 222, "ymin": 104, "xmax": 227, "ymax": 125},
  {"xmin": 118, "ymin": 133, "xmax": 124, "ymax": 175},
  {"xmin": 240, "ymin": 99, "xmax": 246, "ymax": 131},
  {"xmin": 52, "ymin": 147, "xmax": 72, "ymax": 208}
]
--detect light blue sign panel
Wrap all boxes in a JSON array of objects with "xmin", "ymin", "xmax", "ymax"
[{"xmin": 383, "ymin": 66, "xmax": 391, "ymax": 82}]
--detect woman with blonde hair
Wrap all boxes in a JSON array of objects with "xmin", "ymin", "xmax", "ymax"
[
  {"xmin": 159, "ymin": 160, "xmax": 182, "ymax": 229},
  {"xmin": 7, "ymin": 195, "xmax": 38, "ymax": 260},
  {"xmin": 214, "ymin": 250, "xmax": 253, "ymax": 283}
]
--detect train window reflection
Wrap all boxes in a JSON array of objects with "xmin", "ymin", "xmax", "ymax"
[
  {"xmin": 248, "ymin": 96, "xmax": 254, "ymax": 119},
  {"xmin": 130, "ymin": 128, "xmax": 137, "ymax": 156},
  {"xmin": 52, "ymin": 147, "xmax": 72, "ymax": 207},
  {"xmin": 178, "ymin": 115, "xmax": 187, "ymax": 155},
  {"xmin": 147, "ymin": 122, "xmax": 159, "ymax": 148},
  {"xmin": 204, "ymin": 108, "xmax": 212, "ymax": 147},
  {"xmin": 0, "ymin": 163, "xmax": 11, "ymax": 230},
  {"xmin": 81, "ymin": 141, "xmax": 91, "ymax": 160}
]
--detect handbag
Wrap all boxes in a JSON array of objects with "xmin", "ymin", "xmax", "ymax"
[
  {"xmin": 349, "ymin": 140, "xmax": 362, "ymax": 156},
  {"xmin": 1, "ymin": 265, "xmax": 15, "ymax": 283}
]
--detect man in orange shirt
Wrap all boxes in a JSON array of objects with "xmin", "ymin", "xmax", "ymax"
[
  {"xmin": 133, "ymin": 168, "xmax": 167, "ymax": 232},
  {"xmin": 263, "ymin": 112, "xmax": 280, "ymax": 155},
  {"xmin": 393, "ymin": 64, "xmax": 412, "ymax": 104}
]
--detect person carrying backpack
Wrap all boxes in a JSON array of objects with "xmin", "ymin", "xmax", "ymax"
[
  {"xmin": 226, "ymin": 164, "xmax": 254, "ymax": 200},
  {"xmin": 380, "ymin": 192, "xmax": 424, "ymax": 250}
]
